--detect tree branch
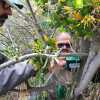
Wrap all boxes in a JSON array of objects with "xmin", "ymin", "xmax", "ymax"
[
  {"xmin": 0, "ymin": 52, "xmax": 87, "ymax": 70},
  {"xmin": 74, "ymin": 52, "xmax": 100, "ymax": 96},
  {"xmin": 81, "ymin": 50, "xmax": 97, "ymax": 81},
  {"xmin": 26, "ymin": 0, "xmax": 46, "ymax": 43},
  {"xmin": 0, "ymin": 53, "xmax": 55, "ymax": 70}
]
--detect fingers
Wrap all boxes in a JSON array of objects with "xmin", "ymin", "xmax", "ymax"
[
  {"xmin": 57, "ymin": 59, "xmax": 66, "ymax": 66},
  {"xmin": 49, "ymin": 57, "xmax": 66, "ymax": 73}
]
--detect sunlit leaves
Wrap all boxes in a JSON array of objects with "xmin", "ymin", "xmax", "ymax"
[
  {"xmin": 32, "ymin": 38, "xmax": 45, "ymax": 53},
  {"xmin": 92, "ymin": 0, "xmax": 100, "ymax": 7},
  {"xmin": 73, "ymin": 11, "xmax": 82, "ymax": 20},
  {"xmin": 63, "ymin": 6, "xmax": 72, "ymax": 14},
  {"xmin": 33, "ymin": 0, "xmax": 98, "ymax": 40},
  {"xmin": 47, "ymin": 37, "xmax": 56, "ymax": 48},
  {"xmin": 59, "ymin": 0, "xmax": 65, "ymax": 3},
  {"xmin": 74, "ymin": 0, "xmax": 83, "ymax": 9},
  {"xmin": 34, "ymin": 0, "xmax": 48, "ymax": 6},
  {"xmin": 81, "ymin": 15, "xmax": 96, "ymax": 29}
]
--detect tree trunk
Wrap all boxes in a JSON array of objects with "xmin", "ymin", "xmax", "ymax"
[{"xmin": 74, "ymin": 27, "xmax": 100, "ymax": 97}]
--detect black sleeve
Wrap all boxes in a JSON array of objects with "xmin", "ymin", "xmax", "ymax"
[
  {"xmin": 0, "ymin": 62, "xmax": 36, "ymax": 95},
  {"xmin": 0, "ymin": 53, "xmax": 8, "ymax": 64},
  {"xmin": 0, "ymin": 53, "xmax": 36, "ymax": 95}
]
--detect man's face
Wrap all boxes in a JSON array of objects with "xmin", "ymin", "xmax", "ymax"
[
  {"xmin": 0, "ymin": 1, "xmax": 12, "ymax": 26},
  {"xmin": 56, "ymin": 33, "xmax": 72, "ymax": 54}
]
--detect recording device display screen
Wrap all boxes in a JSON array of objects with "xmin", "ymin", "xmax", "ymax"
[{"xmin": 64, "ymin": 55, "xmax": 81, "ymax": 70}]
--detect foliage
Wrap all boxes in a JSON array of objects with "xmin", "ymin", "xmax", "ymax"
[
  {"xmin": 33, "ymin": 0, "xmax": 99, "ymax": 39},
  {"xmin": 0, "ymin": 0, "xmax": 99, "ymax": 99},
  {"xmin": 28, "ymin": 0, "xmax": 100, "ymax": 99},
  {"xmin": 34, "ymin": 0, "xmax": 48, "ymax": 6},
  {"xmin": 3, "ymin": 45, "xmax": 19, "ymax": 58}
]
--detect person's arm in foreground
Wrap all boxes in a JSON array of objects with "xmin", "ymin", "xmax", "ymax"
[{"xmin": 0, "ymin": 53, "xmax": 36, "ymax": 95}]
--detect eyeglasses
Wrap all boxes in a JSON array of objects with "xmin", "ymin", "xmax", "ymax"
[{"xmin": 57, "ymin": 43, "xmax": 71, "ymax": 48}]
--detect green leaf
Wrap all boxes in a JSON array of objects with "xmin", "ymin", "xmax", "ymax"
[{"xmin": 74, "ymin": 0, "xmax": 83, "ymax": 9}]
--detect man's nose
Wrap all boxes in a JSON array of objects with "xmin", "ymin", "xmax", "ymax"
[
  {"xmin": 5, "ymin": 7, "xmax": 12, "ymax": 16},
  {"xmin": 63, "ymin": 45, "xmax": 66, "ymax": 49}
]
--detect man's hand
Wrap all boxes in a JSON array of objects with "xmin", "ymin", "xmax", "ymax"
[
  {"xmin": 49, "ymin": 57, "xmax": 73, "ymax": 85},
  {"xmin": 49, "ymin": 57, "xmax": 66, "ymax": 73},
  {"xmin": 54, "ymin": 58, "xmax": 66, "ymax": 71}
]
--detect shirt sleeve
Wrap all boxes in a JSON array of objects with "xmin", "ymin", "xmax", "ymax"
[{"xmin": 0, "ymin": 62, "xmax": 36, "ymax": 95}]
